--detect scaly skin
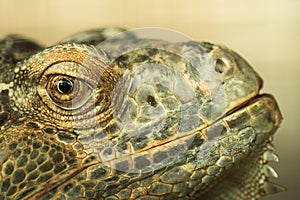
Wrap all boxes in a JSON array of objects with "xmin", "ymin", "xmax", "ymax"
[{"xmin": 0, "ymin": 28, "xmax": 284, "ymax": 199}]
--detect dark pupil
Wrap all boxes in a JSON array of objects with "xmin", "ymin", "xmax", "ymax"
[{"xmin": 57, "ymin": 78, "xmax": 73, "ymax": 94}]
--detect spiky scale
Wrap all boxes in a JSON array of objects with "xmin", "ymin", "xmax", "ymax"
[
  {"xmin": 263, "ymin": 150, "xmax": 279, "ymax": 162},
  {"xmin": 263, "ymin": 164, "xmax": 278, "ymax": 178}
]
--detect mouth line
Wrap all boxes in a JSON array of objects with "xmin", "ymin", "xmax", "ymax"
[{"xmin": 225, "ymin": 93, "xmax": 273, "ymax": 117}]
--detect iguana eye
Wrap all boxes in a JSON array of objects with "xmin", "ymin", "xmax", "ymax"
[
  {"xmin": 57, "ymin": 78, "xmax": 73, "ymax": 94},
  {"xmin": 46, "ymin": 75, "xmax": 93, "ymax": 110}
]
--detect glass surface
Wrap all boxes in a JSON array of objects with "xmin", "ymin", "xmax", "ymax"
[{"xmin": 0, "ymin": 0, "xmax": 298, "ymax": 199}]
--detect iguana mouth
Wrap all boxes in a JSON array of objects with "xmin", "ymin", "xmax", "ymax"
[
  {"xmin": 224, "ymin": 93, "xmax": 282, "ymax": 133},
  {"xmin": 226, "ymin": 93, "xmax": 274, "ymax": 116}
]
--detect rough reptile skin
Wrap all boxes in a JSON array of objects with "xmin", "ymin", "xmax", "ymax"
[{"xmin": 0, "ymin": 27, "xmax": 284, "ymax": 199}]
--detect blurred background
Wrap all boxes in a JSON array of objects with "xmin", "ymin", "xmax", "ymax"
[{"xmin": 0, "ymin": 0, "xmax": 298, "ymax": 199}]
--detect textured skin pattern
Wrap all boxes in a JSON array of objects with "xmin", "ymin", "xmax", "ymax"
[{"xmin": 0, "ymin": 28, "xmax": 284, "ymax": 199}]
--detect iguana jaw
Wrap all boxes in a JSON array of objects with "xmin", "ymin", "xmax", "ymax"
[{"xmin": 225, "ymin": 93, "xmax": 282, "ymax": 126}]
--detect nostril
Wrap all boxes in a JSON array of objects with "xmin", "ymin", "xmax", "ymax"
[{"xmin": 214, "ymin": 58, "xmax": 227, "ymax": 74}]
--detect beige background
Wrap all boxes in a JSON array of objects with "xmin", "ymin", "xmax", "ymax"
[{"xmin": 0, "ymin": 0, "xmax": 299, "ymax": 199}]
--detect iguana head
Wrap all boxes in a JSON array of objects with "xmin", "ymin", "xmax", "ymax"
[{"xmin": 0, "ymin": 28, "xmax": 283, "ymax": 199}]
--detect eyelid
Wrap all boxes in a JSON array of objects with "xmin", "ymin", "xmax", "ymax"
[{"xmin": 40, "ymin": 61, "xmax": 99, "ymax": 89}]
